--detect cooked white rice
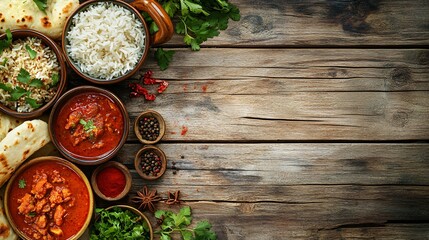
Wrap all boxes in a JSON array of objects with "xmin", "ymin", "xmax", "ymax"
[
  {"xmin": 66, "ymin": 2, "xmax": 145, "ymax": 80},
  {"xmin": 0, "ymin": 37, "xmax": 60, "ymax": 112}
]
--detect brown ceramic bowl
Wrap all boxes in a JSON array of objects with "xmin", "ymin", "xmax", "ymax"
[
  {"xmin": 0, "ymin": 29, "xmax": 67, "ymax": 119},
  {"xmin": 134, "ymin": 110, "xmax": 166, "ymax": 145},
  {"xmin": 91, "ymin": 161, "xmax": 132, "ymax": 201},
  {"xmin": 94, "ymin": 205, "xmax": 153, "ymax": 239},
  {"xmin": 134, "ymin": 145, "xmax": 167, "ymax": 180},
  {"xmin": 4, "ymin": 156, "xmax": 94, "ymax": 240},
  {"xmin": 49, "ymin": 86, "xmax": 129, "ymax": 165}
]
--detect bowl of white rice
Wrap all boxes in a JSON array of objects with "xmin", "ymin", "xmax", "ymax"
[
  {"xmin": 0, "ymin": 29, "xmax": 67, "ymax": 119},
  {"xmin": 62, "ymin": 0, "xmax": 172, "ymax": 84}
]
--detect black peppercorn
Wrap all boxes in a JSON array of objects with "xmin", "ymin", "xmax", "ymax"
[
  {"xmin": 140, "ymin": 151, "xmax": 162, "ymax": 176},
  {"xmin": 138, "ymin": 117, "xmax": 160, "ymax": 141}
]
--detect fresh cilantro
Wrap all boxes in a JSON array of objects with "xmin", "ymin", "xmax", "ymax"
[
  {"xmin": 155, "ymin": 206, "xmax": 217, "ymax": 240},
  {"xmin": 33, "ymin": 0, "xmax": 48, "ymax": 13},
  {"xmin": 18, "ymin": 179, "xmax": 26, "ymax": 188},
  {"xmin": 0, "ymin": 83, "xmax": 13, "ymax": 92},
  {"xmin": 0, "ymin": 29, "xmax": 12, "ymax": 55},
  {"xmin": 9, "ymin": 87, "xmax": 29, "ymax": 101},
  {"xmin": 1, "ymin": 58, "xmax": 7, "ymax": 66},
  {"xmin": 79, "ymin": 119, "xmax": 96, "ymax": 132},
  {"xmin": 28, "ymin": 211, "xmax": 36, "ymax": 217},
  {"xmin": 155, "ymin": 48, "xmax": 175, "ymax": 70},
  {"xmin": 17, "ymin": 68, "xmax": 31, "ymax": 84},
  {"xmin": 25, "ymin": 44, "xmax": 37, "ymax": 59},
  {"xmin": 51, "ymin": 73, "xmax": 59, "ymax": 86},
  {"xmin": 90, "ymin": 207, "xmax": 151, "ymax": 240},
  {"xmin": 29, "ymin": 78, "xmax": 44, "ymax": 88},
  {"xmin": 25, "ymin": 98, "xmax": 42, "ymax": 109},
  {"xmin": 143, "ymin": 0, "xmax": 240, "ymax": 70}
]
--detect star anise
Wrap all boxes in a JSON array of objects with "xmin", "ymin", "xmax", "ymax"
[
  {"xmin": 165, "ymin": 190, "xmax": 181, "ymax": 205},
  {"xmin": 131, "ymin": 186, "xmax": 162, "ymax": 212}
]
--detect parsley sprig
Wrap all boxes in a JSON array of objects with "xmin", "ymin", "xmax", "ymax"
[
  {"xmin": 79, "ymin": 119, "xmax": 96, "ymax": 133},
  {"xmin": 18, "ymin": 179, "xmax": 26, "ymax": 189},
  {"xmin": 0, "ymin": 29, "xmax": 12, "ymax": 55},
  {"xmin": 33, "ymin": 0, "xmax": 48, "ymax": 13},
  {"xmin": 143, "ymin": 0, "xmax": 240, "ymax": 70},
  {"xmin": 155, "ymin": 206, "xmax": 217, "ymax": 240}
]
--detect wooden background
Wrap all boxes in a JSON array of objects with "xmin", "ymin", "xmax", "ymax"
[{"xmin": 72, "ymin": 0, "xmax": 429, "ymax": 239}]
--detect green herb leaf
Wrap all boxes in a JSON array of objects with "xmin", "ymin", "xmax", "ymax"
[
  {"xmin": 0, "ymin": 29, "xmax": 12, "ymax": 55},
  {"xmin": 25, "ymin": 44, "xmax": 37, "ymax": 59},
  {"xmin": 9, "ymin": 87, "xmax": 29, "ymax": 101},
  {"xmin": 33, "ymin": 0, "xmax": 48, "ymax": 13},
  {"xmin": 0, "ymin": 83, "xmax": 13, "ymax": 92},
  {"xmin": 155, "ymin": 48, "xmax": 175, "ymax": 71},
  {"xmin": 18, "ymin": 179, "xmax": 26, "ymax": 188},
  {"xmin": 17, "ymin": 68, "xmax": 31, "ymax": 84},
  {"xmin": 28, "ymin": 211, "xmax": 36, "ymax": 217},
  {"xmin": 51, "ymin": 73, "xmax": 59, "ymax": 86},
  {"xmin": 1, "ymin": 58, "xmax": 7, "ymax": 66},
  {"xmin": 25, "ymin": 98, "xmax": 42, "ymax": 109},
  {"xmin": 79, "ymin": 119, "xmax": 96, "ymax": 132},
  {"xmin": 29, "ymin": 78, "xmax": 44, "ymax": 88}
]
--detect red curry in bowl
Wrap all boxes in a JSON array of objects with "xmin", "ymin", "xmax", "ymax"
[
  {"xmin": 5, "ymin": 157, "xmax": 93, "ymax": 240},
  {"xmin": 49, "ymin": 86, "xmax": 129, "ymax": 164}
]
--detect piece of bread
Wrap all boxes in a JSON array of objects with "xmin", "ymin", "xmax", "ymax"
[
  {"xmin": 0, "ymin": 187, "xmax": 17, "ymax": 240},
  {"xmin": 0, "ymin": 113, "xmax": 23, "ymax": 142},
  {"xmin": 0, "ymin": 0, "xmax": 79, "ymax": 39}
]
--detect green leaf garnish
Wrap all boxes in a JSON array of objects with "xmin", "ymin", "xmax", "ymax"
[
  {"xmin": 79, "ymin": 119, "xmax": 96, "ymax": 132},
  {"xmin": 18, "ymin": 179, "xmax": 26, "ymax": 188},
  {"xmin": 25, "ymin": 44, "xmax": 37, "ymax": 59},
  {"xmin": 1, "ymin": 58, "xmax": 7, "ymax": 66},
  {"xmin": 33, "ymin": 0, "xmax": 48, "ymax": 13},
  {"xmin": 9, "ymin": 87, "xmax": 29, "ymax": 101},
  {"xmin": 29, "ymin": 78, "xmax": 44, "ymax": 88},
  {"xmin": 25, "ymin": 98, "xmax": 42, "ymax": 109},
  {"xmin": 155, "ymin": 48, "xmax": 175, "ymax": 71},
  {"xmin": 28, "ymin": 211, "xmax": 36, "ymax": 217},
  {"xmin": 17, "ymin": 68, "xmax": 31, "ymax": 84},
  {"xmin": 0, "ymin": 83, "xmax": 13, "ymax": 92},
  {"xmin": 0, "ymin": 29, "xmax": 12, "ymax": 55},
  {"xmin": 51, "ymin": 73, "xmax": 59, "ymax": 86}
]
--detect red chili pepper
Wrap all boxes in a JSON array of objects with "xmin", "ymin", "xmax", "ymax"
[
  {"xmin": 129, "ymin": 70, "xmax": 168, "ymax": 101},
  {"xmin": 157, "ymin": 81, "xmax": 169, "ymax": 93}
]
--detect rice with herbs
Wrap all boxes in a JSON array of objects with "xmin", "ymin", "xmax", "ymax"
[
  {"xmin": 0, "ymin": 37, "xmax": 60, "ymax": 113},
  {"xmin": 66, "ymin": 2, "xmax": 145, "ymax": 80}
]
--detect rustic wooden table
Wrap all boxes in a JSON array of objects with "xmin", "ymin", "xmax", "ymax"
[{"xmin": 73, "ymin": 0, "xmax": 429, "ymax": 239}]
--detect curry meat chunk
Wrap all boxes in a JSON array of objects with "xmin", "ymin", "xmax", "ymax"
[
  {"xmin": 53, "ymin": 205, "xmax": 66, "ymax": 226},
  {"xmin": 49, "ymin": 226, "xmax": 63, "ymax": 237},
  {"xmin": 35, "ymin": 198, "xmax": 50, "ymax": 213},
  {"xmin": 51, "ymin": 170, "xmax": 65, "ymax": 183},
  {"xmin": 18, "ymin": 193, "xmax": 35, "ymax": 215},
  {"xmin": 35, "ymin": 214, "xmax": 47, "ymax": 229},
  {"xmin": 31, "ymin": 172, "xmax": 53, "ymax": 199}
]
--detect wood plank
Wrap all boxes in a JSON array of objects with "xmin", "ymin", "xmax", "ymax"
[
  {"xmin": 93, "ymin": 48, "xmax": 429, "ymax": 141},
  {"xmin": 159, "ymin": 0, "xmax": 429, "ymax": 47}
]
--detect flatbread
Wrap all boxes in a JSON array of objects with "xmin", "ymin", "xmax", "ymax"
[
  {"xmin": 0, "ymin": 113, "xmax": 23, "ymax": 142},
  {"xmin": 0, "ymin": 120, "xmax": 50, "ymax": 188},
  {"xmin": 0, "ymin": 187, "xmax": 17, "ymax": 240},
  {"xmin": 0, "ymin": 0, "xmax": 79, "ymax": 39}
]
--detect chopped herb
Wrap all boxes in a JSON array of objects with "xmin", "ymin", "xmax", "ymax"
[
  {"xmin": 0, "ymin": 29, "xmax": 12, "ymax": 55},
  {"xmin": 25, "ymin": 44, "xmax": 37, "ymax": 59},
  {"xmin": 25, "ymin": 98, "xmax": 42, "ymax": 109},
  {"xmin": 0, "ymin": 83, "xmax": 13, "ymax": 92},
  {"xmin": 29, "ymin": 78, "xmax": 44, "ymax": 88},
  {"xmin": 28, "ymin": 211, "xmax": 36, "ymax": 217},
  {"xmin": 9, "ymin": 87, "xmax": 29, "ymax": 101},
  {"xmin": 51, "ymin": 73, "xmax": 59, "ymax": 86},
  {"xmin": 79, "ymin": 119, "xmax": 96, "ymax": 132},
  {"xmin": 33, "ymin": 0, "xmax": 48, "ymax": 13},
  {"xmin": 18, "ymin": 179, "xmax": 26, "ymax": 188},
  {"xmin": 1, "ymin": 58, "xmax": 7, "ymax": 66},
  {"xmin": 17, "ymin": 68, "xmax": 31, "ymax": 84}
]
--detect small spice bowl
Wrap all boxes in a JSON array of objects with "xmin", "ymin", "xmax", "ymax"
[
  {"xmin": 134, "ymin": 110, "xmax": 166, "ymax": 144},
  {"xmin": 91, "ymin": 161, "xmax": 132, "ymax": 201},
  {"xmin": 134, "ymin": 145, "xmax": 167, "ymax": 180}
]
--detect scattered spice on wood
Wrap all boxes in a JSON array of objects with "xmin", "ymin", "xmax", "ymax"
[
  {"xmin": 165, "ymin": 190, "xmax": 181, "ymax": 205},
  {"xmin": 181, "ymin": 125, "xmax": 188, "ymax": 136},
  {"xmin": 96, "ymin": 166, "xmax": 126, "ymax": 198},
  {"xmin": 172, "ymin": 161, "xmax": 178, "ymax": 175},
  {"xmin": 138, "ymin": 116, "xmax": 160, "ymax": 141},
  {"xmin": 140, "ymin": 151, "xmax": 163, "ymax": 176},
  {"xmin": 129, "ymin": 70, "xmax": 169, "ymax": 101},
  {"xmin": 131, "ymin": 186, "xmax": 162, "ymax": 212}
]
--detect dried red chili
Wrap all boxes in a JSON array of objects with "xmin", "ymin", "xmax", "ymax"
[
  {"xmin": 129, "ymin": 70, "xmax": 168, "ymax": 101},
  {"xmin": 96, "ymin": 167, "xmax": 126, "ymax": 198}
]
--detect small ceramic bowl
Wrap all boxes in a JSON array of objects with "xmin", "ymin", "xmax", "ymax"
[
  {"xmin": 0, "ymin": 29, "xmax": 67, "ymax": 119},
  {"xmin": 134, "ymin": 145, "xmax": 167, "ymax": 180},
  {"xmin": 94, "ymin": 205, "xmax": 153, "ymax": 240},
  {"xmin": 91, "ymin": 161, "xmax": 132, "ymax": 201},
  {"xmin": 134, "ymin": 110, "xmax": 166, "ymax": 145},
  {"xmin": 49, "ymin": 86, "xmax": 129, "ymax": 165},
  {"xmin": 4, "ymin": 156, "xmax": 94, "ymax": 240}
]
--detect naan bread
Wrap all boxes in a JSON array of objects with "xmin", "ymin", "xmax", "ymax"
[
  {"xmin": 0, "ymin": 113, "xmax": 23, "ymax": 142},
  {"xmin": 0, "ymin": 187, "xmax": 17, "ymax": 240},
  {"xmin": 0, "ymin": 120, "xmax": 50, "ymax": 188},
  {"xmin": 0, "ymin": 0, "xmax": 79, "ymax": 39}
]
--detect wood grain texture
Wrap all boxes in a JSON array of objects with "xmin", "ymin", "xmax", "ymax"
[{"xmin": 99, "ymin": 48, "xmax": 429, "ymax": 141}]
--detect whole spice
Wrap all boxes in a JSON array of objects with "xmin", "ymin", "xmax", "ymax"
[
  {"xmin": 129, "ymin": 70, "xmax": 169, "ymax": 101},
  {"xmin": 96, "ymin": 166, "xmax": 126, "ymax": 198},
  {"xmin": 131, "ymin": 186, "xmax": 162, "ymax": 212},
  {"xmin": 165, "ymin": 190, "xmax": 181, "ymax": 205},
  {"xmin": 139, "ymin": 116, "xmax": 160, "ymax": 141},
  {"xmin": 140, "ymin": 151, "xmax": 162, "ymax": 176}
]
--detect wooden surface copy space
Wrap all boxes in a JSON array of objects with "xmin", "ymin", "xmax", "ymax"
[{"xmin": 73, "ymin": 0, "xmax": 429, "ymax": 239}]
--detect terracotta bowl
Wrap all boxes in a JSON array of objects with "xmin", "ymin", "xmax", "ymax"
[
  {"xmin": 93, "ymin": 205, "xmax": 153, "ymax": 239},
  {"xmin": 49, "ymin": 86, "xmax": 129, "ymax": 165},
  {"xmin": 0, "ymin": 29, "xmax": 67, "ymax": 119},
  {"xmin": 134, "ymin": 145, "xmax": 167, "ymax": 180},
  {"xmin": 4, "ymin": 156, "xmax": 94, "ymax": 240},
  {"xmin": 91, "ymin": 161, "xmax": 132, "ymax": 201},
  {"xmin": 134, "ymin": 110, "xmax": 166, "ymax": 145}
]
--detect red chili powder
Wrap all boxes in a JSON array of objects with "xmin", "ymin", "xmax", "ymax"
[
  {"xmin": 96, "ymin": 166, "xmax": 126, "ymax": 198},
  {"xmin": 181, "ymin": 125, "xmax": 188, "ymax": 136}
]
